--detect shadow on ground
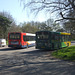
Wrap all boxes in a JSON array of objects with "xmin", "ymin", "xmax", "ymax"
[
  {"xmin": 0, "ymin": 47, "xmax": 27, "ymax": 51},
  {"xmin": 0, "ymin": 48, "xmax": 75, "ymax": 75}
]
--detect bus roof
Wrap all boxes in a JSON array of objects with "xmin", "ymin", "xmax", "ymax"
[
  {"xmin": 36, "ymin": 31, "xmax": 71, "ymax": 35},
  {"xmin": 26, "ymin": 33, "xmax": 35, "ymax": 36},
  {"xmin": 8, "ymin": 32, "xmax": 35, "ymax": 36},
  {"xmin": 60, "ymin": 32, "xmax": 71, "ymax": 35}
]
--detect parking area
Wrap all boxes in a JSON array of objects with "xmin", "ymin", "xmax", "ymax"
[{"xmin": 0, "ymin": 41, "xmax": 75, "ymax": 75}]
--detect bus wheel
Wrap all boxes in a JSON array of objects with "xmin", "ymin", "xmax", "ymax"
[
  {"xmin": 52, "ymin": 43, "xmax": 54, "ymax": 50},
  {"xmin": 67, "ymin": 43, "xmax": 69, "ymax": 46},
  {"xmin": 27, "ymin": 44, "xmax": 29, "ymax": 48}
]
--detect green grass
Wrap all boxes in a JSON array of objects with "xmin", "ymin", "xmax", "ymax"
[
  {"xmin": 52, "ymin": 46, "xmax": 75, "ymax": 61},
  {"xmin": 6, "ymin": 41, "xmax": 8, "ymax": 45}
]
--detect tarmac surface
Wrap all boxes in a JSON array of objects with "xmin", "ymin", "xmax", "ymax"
[{"xmin": 0, "ymin": 41, "xmax": 75, "ymax": 75}]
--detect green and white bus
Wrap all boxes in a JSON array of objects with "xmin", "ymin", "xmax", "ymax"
[{"xmin": 35, "ymin": 31, "xmax": 71, "ymax": 50}]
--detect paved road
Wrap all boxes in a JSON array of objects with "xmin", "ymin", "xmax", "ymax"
[
  {"xmin": 0, "ymin": 42, "xmax": 75, "ymax": 75},
  {"xmin": 71, "ymin": 41, "xmax": 75, "ymax": 46}
]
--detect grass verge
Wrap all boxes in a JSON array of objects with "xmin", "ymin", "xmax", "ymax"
[
  {"xmin": 52, "ymin": 46, "xmax": 75, "ymax": 61},
  {"xmin": 6, "ymin": 41, "xmax": 8, "ymax": 45}
]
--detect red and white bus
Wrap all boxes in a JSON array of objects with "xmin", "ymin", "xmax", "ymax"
[{"xmin": 8, "ymin": 32, "xmax": 35, "ymax": 48}]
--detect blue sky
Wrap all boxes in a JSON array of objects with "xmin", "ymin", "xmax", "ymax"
[{"xmin": 0, "ymin": 0, "xmax": 52, "ymax": 24}]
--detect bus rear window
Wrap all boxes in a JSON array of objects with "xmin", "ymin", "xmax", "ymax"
[
  {"xmin": 36, "ymin": 32, "xmax": 49, "ymax": 40},
  {"xmin": 9, "ymin": 33, "xmax": 20, "ymax": 39}
]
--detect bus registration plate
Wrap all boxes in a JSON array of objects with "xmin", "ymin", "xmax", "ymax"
[{"xmin": 11, "ymin": 41, "xmax": 19, "ymax": 44}]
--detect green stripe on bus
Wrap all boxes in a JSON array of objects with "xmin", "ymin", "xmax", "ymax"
[{"xmin": 61, "ymin": 42, "xmax": 67, "ymax": 47}]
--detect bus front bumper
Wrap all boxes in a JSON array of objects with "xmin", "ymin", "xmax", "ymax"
[{"xmin": 8, "ymin": 45, "xmax": 22, "ymax": 48}]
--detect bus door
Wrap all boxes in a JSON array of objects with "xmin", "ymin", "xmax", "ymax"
[{"xmin": 51, "ymin": 33, "xmax": 61, "ymax": 49}]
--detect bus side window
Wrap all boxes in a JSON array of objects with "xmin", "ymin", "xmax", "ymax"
[
  {"xmin": 27, "ymin": 36, "xmax": 29, "ymax": 41},
  {"xmin": 64, "ymin": 35, "xmax": 66, "ymax": 41},
  {"xmin": 57, "ymin": 34, "xmax": 59, "ymax": 41},
  {"xmin": 63, "ymin": 35, "xmax": 65, "ymax": 42},
  {"xmin": 61, "ymin": 35, "xmax": 64, "ymax": 42},
  {"xmin": 60, "ymin": 35, "xmax": 61, "ymax": 42},
  {"xmin": 23, "ymin": 36, "xmax": 28, "ymax": 41},
  {"xmin": 51, "ymin": 33, "xmax": 55, "ymax": 41},
  {"xmin": 29, "ymin": 36, "xmax": 32, "ymax": 41},
  {"xmin": 61, "ymin": 35, "xmax": 62, "ymax": 42},
  {"xmin": 66, "ymin": 35, "xmax": 68, "ymax": 41},
  {"xmin": 67, "ymin": 35, "xmax": 70, "ymax": 41},
  {"xmin": 59, "ymin": 35, "xmax": 61, "ymax": 42},
  {"xmin": 32, "ymin": 36, "xmax": 35, "ymax": 41},
  {"xmin": 23, "ymin": 36, "xmax": 26, "ymax": 41},
  {"xmin": 58, "ymin": 34, "xmax": 60, "ymax": 42},
  {"xmin": 66, "ymin": 35, "xmax": 67, "ymax": 41},
  {"xmin": 55, "ymin": 34, "xmax": 59, "ymax": 41},
  {"xmin": 69, "ymin": 35, "xmax": 71, "ymax": 41}
]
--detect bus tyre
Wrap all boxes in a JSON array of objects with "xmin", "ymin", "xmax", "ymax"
[
  {"xmin": 67, "ymin": 43, "xmax": 69, "ymax": 46},
  {"xmin": 27, "ymin": 44, "xmax": 29, "ymax": 48},
  {"xmin": 52, "ymin": 43, "xmax": 54, "ymax": 50},
  {"xmin": 58, "ymin": 44, "xmax": 59, "ymax": 49}
]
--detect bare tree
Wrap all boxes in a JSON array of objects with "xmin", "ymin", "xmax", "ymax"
[{"xmin": 20, "ymin": 0, "xmax": 75, "ymax": 21}]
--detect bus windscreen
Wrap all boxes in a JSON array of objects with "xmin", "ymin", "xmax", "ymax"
[
  {"xmin": 36, "ymin": 32, "xmax": 49, "ymax": 40},
  {"xmin": 9, "ymin": 33, "xmax": 20, "ymax": 40}
]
